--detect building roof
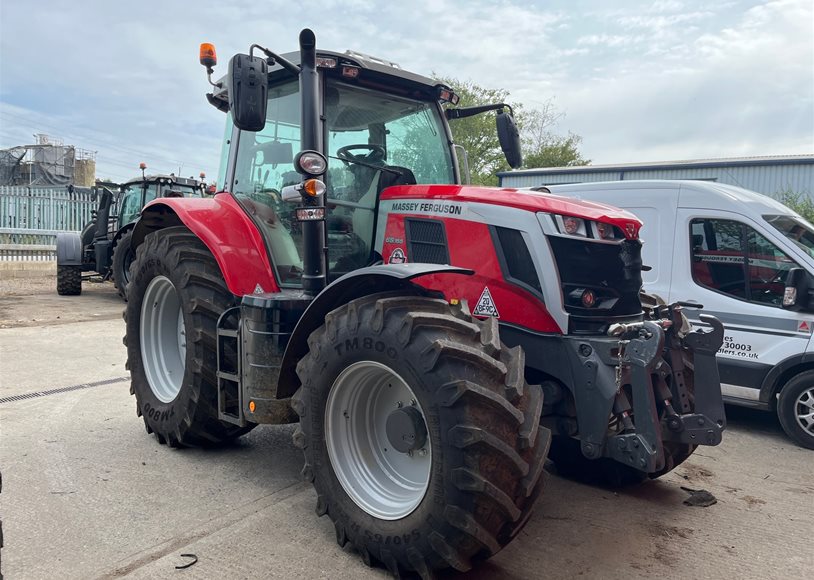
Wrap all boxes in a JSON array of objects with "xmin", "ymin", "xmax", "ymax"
[{"xmin": 497, "ymin": 154, "xmax": 814, "ymax": 177}]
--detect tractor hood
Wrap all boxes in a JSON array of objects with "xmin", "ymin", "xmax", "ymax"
[{"xmin": 380, "ymin": 184, "xmax": 642, "ymax": 239}]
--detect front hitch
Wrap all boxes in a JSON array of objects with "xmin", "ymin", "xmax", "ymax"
[
  {"xmin": 665, "ymin": 314, "xmax": 726, "ymax": 444},
  {"xmin": 607, "ymin": 320, "xmax": 666, "ymax": 472},
  {"xmin": 602, "ymin": 312, "xmax": 726, "ymax": 473}
]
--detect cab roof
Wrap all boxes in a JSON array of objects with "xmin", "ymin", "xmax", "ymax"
[
  {"xmin": 209, "ymin": 49, "xmax": 451, "ymax": 111},
  {"xmin": 122, "ymin": 174, "xmax": 203, "ymax": 187}
]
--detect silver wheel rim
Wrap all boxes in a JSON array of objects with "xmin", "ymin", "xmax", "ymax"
[
  {"xmin": 325, "ymin": 361, "xmax": 431, "ymax": 520},
  {"xmin": 140, "ymin": 276, "xmax": 186, "ymax": 403},
  {"xmin": 794, "ymin": 387, "xmax": 814, "ymax": 436}
]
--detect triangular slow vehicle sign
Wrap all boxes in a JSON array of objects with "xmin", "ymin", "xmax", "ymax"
[{"xmin": 473, "ymin": 286, "xmax": 500, "ymax": 318}]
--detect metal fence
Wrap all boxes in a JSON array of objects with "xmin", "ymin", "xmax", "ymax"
[
  {"xmin": 0, "ymin": 186, "xmax": 94, "ymax": 231},
  {"xmin": 0, "ymin": 228, "xmax": 61, "ymax": 261},
  {"xmin": 0, "ymin": 243, "xmax": 56, "ymax": 261}
]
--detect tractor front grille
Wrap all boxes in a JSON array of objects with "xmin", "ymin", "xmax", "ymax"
[
  {"xmin": 549, "ymin": 237, "xmax": 644, "ymax": 333},
  {"xmin": 405, "ymin": 218, "xmax": 449, "ymax": 264}
]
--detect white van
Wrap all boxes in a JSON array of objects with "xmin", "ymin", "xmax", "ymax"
[{"xmin": 535, "ymin": 180, "xmax": 814, "ymax": 449}]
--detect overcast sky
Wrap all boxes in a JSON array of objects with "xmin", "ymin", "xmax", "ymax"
[{"xmin": 0, "ymin": 0, "xmax": 811, "ymax": 182}]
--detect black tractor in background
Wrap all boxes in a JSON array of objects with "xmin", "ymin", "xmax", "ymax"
[{"xmin": 56, "ymin": 165, "xmax": 208, "ymax": 299}]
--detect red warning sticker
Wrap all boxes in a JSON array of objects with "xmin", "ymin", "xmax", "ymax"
[{"xmin": 798, "ymin": 320, "xmax": 811, "ymax": 333}]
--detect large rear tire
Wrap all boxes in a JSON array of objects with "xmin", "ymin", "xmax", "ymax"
[
  {"xmin": 56, "ymin": 265, "xmax": 81, "ymax": 296},
  {"xmin": 112, "ymin": 230, "xmax": 134, "ymax": 301},
  {"xmin": 124, "ymin": 226, "xmax": 254, "ymax": 447},
  {"xmin": 292, "ymin": 294, "xmax": 550, "ymax": 578}
]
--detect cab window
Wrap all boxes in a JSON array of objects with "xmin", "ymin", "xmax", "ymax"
[
  {"xmin": 324, "ymin": 81, "xmax": 454, "ymax": 275},
  {"xmin": 119, "ymin": 183, "xmax": 158, "ymax": 227},
  {"xmin": 690, "ymin": 218, "xmax": 798, "ymax": 306},
  {"xmin": 232, "ymin": 80, "xmax": 304, "ymax": 287}
]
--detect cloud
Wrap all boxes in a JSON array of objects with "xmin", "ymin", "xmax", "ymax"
[
  {"xmin": 0, "ymin": 0, "xmax": 810, "ymax": 182},
  {"xmin": 531, "ymin": 0, "xmax": 814, "ymax": 162}
]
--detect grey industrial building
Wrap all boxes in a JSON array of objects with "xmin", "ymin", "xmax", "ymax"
[{"xmin": 498, "ymin": 154, "xmax": 814, "ymax": 196}]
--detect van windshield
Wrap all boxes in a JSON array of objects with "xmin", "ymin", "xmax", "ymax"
[{"xmin": 765, "ymin": 215, "xmax": 814, "ymax": 258}]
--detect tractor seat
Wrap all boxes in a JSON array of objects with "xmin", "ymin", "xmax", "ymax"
[
  {"xmin": 352, "ymin": 166, "xmax": 417, "ymax": 244},
  {"xmin": 377, "ymin": 166, "xmax": 417, "ymax": 190}
]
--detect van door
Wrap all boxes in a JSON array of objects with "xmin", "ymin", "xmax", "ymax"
[
  {"xmin": 673, "ymin": 210, "xmax": 811, "ymax": 405},
  {"xmin": 623, "ymin": 206, "xmax": 673, "ymax": 297}
]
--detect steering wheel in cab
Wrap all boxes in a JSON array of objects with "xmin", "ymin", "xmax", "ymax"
[{"xmin": 336, "ymin": 144, "xmax": 386, "ymax": 165}]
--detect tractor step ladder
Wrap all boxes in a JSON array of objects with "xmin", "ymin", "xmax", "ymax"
[{"xmin": 216, "ymin": 306, "xmax": 247, "ymax": 426}]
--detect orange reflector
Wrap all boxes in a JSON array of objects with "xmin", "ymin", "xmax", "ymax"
[
  {"xmin": 450, "ymin": 298, "xmax": 459, "ymax": 305},
  {"xmin": 199, "ymin": 43, "xmax": 217, "ymax": 68},
  {"xmin": 249, "ymin": 400, "xmax": 256, "ymax": 413},
  {"xmin": 302, "ymin": 178, "xmax": 326, "ymax": 197}
]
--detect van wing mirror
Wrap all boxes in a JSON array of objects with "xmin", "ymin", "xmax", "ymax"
[
  {"xmin": 783, "ymin": 267, "xmax": 812, "ymax": 311},
  {"xmin": 496, "ymin": 110, "xmax": 522, "ymax": 169},
  {"xmin": 227, "ymin": 53, "xmax": 268, "ymax": 132}
]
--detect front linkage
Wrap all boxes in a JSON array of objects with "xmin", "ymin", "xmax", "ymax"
[{"xmin": 565, "ymin": 302, "xmax": 725, "ymax": 475}]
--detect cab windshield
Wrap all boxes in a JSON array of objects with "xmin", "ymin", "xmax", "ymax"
[
  {"xmin": 230, "ymin": 77, "xmax": 454, "ymax": 287},
  {"xmin": 765, "ymin": 214, "xmax": 814, "ymax": 259}
]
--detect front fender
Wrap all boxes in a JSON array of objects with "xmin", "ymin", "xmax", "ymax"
[
  {"xmin": 56, "ymin": 232, "xmax": 82, "ymax": 266},
  {"xmin": 275, "ymin": 263, "xmax": 474, "ymax": 398},
  {"xmin": 132, "ymin": 193, "xmax": 279, "ymax": 296}
]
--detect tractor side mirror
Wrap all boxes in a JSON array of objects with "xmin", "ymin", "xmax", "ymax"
[
  {"xmin": 227, "ymin": 53, "xmax": 268, "ymax": 132},
  {"xmin": 783, "ymin": 267, "xmax": 813, "ymax": 311},
  {"xmin": 497, "ymin": 110, "xmax": 522, "ymax": 169}
]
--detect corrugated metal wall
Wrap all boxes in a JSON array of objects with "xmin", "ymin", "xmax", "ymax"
[{"xmin": 500, "ymin": 162, "xmax": 814, "ymax": 195}]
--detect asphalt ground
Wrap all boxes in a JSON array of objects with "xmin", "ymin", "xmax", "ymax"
[{"xmin": 0, "ymin": 278, "xmax": 811, "ymax": 579}]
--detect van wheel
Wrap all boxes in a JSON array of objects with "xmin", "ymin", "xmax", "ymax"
[{"xmin": 777, "ymin": 371, "xmax": 814, "ymax": 449}]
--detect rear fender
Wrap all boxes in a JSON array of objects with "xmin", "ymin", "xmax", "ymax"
[
  {"xmin": 56, "ymin": 232, "xmax": 82, "ymax": 266},
  {"xmin": 275, "ymin": 263, "xmax": 474, "ymax": 398},
  {"xmin": 132, "ymin": 193, "xmax": 280, "ymax": 296}
]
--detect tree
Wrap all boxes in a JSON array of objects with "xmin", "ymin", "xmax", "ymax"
[
  {"xmin": 437, "ymin": 76, "xmax": 588, "ymax": 185},
  {"xmin": 435, "ymin": 76, "xmax": 519, "ymax": 186},
  {"xmin": 521, "ymin": 106, "xmax": 589, "ymax": 168},
  {"xmin": 773, "ymin": 188, "xmax": 814, "ymax": 224}
]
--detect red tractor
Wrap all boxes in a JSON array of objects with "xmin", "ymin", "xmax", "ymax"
[{"xmin": 124, "ymin": 30, "xmax": 726, "ymax": 577}]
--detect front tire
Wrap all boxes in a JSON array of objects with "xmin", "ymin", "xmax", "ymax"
[
  {"xmin": 549, "ymin": 350, "xmax": 698, "ymax": 487},
  {"xmin": 124, "ymin": 226, "xmax": 254, "ymax": 446},
  {"xmin": 292, "ymin": 294, "xmax": 550, "ymax": 577},
  {"xmin": 56, "ymin": 265, "xmax": 81, "ymax": 295},
  {"xmin": 112, "ymin": 230, "xmax": 134, "ymax": 300},
  {"xmin": 777, "ymin": 371, "xmax": 814, "ymax": 449}
]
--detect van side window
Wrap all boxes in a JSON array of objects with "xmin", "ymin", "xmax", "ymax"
[{"xmin": 690, "ymin": 218, "xmax": 798, "ymax": 306}]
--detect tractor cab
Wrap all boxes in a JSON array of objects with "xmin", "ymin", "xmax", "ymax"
[
  {"xmin": 206, "ymin": 44, "xmax": 519, "ymax": 287},
  {"xmin": 118, "ymin": 172, "xmax": 207, "ymax": 229}
]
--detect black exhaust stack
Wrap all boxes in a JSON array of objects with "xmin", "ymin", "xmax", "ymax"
[
  {"xmin": 93, "ymin": 186, "xmax": 114, "ymax": 274},
  {"xmin": 298, "ymin": 29, "xmax": 327, "ymax": 296}
]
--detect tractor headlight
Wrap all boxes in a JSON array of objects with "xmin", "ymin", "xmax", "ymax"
[
  {"xmin": 295, "ymin": 150, "xmax": 328, "ymax": 175},
  {"xmin": 553, "ymin": 215, "xmax": 623, "ymax": 241},
  {"xmin": 555, "ymin": 215, "xmax": 588, "ymax": 237}
]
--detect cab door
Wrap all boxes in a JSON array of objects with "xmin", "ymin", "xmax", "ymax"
[{"xmin": 672, "ymin": 210, "xmax": 810, "ymax": 403}]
